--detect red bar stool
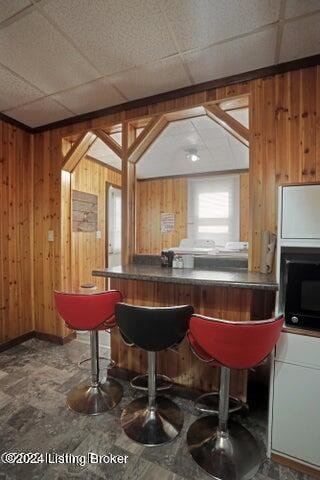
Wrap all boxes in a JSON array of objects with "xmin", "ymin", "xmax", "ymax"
[
  {"xmin": 54, "ymin": 290, "xmax": 123, "ymax": 415},
  {"xmin": 187, "ymin": 314, "xmax": 284, "ymax": 480}
]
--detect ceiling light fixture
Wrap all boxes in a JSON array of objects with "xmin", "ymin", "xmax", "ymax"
[{"xmin": 186, "ymin": 148, "xmax": 200, "ymax": 162}]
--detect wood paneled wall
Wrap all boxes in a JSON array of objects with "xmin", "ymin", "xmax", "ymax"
[
  {"xmin": 136, "ymin": 172, "xmax": 249, "ymax": 254},
  {"xmin": 71, "ymin": 157, "xmax": 121, "ymax": 291},
  {"xmin": 136, "ymin": 177, "xmax": 188, "ymax": 254},
  {"xmin": 30, "ymin": 65, "xmax": 320, "ymax": 338},
  {"xmin": 0, "ymin": 121, "xmax": 33, "ymax": 344}
]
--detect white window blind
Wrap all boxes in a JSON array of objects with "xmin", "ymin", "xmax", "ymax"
[{"xmin": 188, "ymin": 175, "xmax": 240, "ymax": 246}]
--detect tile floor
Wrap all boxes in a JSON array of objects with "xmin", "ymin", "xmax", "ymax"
[{"xmin": 0, "ymin": 338, "xmax": 317, "ymax": 480}]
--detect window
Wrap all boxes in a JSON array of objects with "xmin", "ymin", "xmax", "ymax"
[{"xmin": 188, "ymin": 175, "xmax": 240, "ymax": 246}]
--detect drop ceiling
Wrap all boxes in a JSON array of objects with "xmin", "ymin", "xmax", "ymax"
[
  {"xmin": 0, "ymin": 0, "xmax": 319, "ymax": 128},
  {"xmin": 136, "ymin": 111, "xmax": 249, "ymax": 179}
]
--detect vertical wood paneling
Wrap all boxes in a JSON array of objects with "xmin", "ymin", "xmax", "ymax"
[
  {"xmin": 30, "ymin": 65, "xmax": 320, "ymax": 337},
  {"xmin": 137, "ymin": 174, "xmax": 249, "ymax": 253},
  {"xmin": 0, "ymin": 121, "xmax": 33, "ymax": 344},
  {"xmin": 136, "ymin": 177, "xmax": 188, "ymax": 254},
  {"xmin": 71, "ymin": 157, "xmax": 121, "ymax": 290}
]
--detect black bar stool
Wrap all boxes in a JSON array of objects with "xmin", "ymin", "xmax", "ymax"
[{"xmin": 115, "ymin": 302, "xmax": 194, "ymax": 446}]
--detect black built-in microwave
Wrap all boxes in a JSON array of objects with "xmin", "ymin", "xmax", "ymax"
[{"xmin": 285, "ymin": 260, "xmax": 320, "ymax": 330}]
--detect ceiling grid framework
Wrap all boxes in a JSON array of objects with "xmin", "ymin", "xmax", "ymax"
[{"xmin": 0, "ymin": 0, "xmax": 318, "ymax": 128}]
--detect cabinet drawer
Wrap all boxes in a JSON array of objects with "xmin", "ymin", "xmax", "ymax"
[{"xmin": 275, "ymin": 332, "xmax": 320, "ymax": 369}]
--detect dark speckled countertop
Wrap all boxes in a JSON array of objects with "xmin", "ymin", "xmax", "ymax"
[{"xmin": 92, "ymin": 264, "xmax": 278, "ymax": 291}]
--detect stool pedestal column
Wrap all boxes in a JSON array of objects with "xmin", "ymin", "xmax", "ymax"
[
  {"xmin": 67, "ymin": 331, "xmax": 123, "ymax": 415},
  {"xmin": 120, "ymin": 351, "xmax": 183, "ymax": 446}
]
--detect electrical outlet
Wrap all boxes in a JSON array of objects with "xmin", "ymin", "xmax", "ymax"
[
  {"xmin": 96, "ymin": 230, "xmax": 102, "ymax": 239},
  {"xmin": 48, "ymin": 230, "xmax": 54, "ymax": 242}
]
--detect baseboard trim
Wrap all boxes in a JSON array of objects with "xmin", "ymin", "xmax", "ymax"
[
  {"xmin": 35, "ymin": 331, "xmax": 76, "ymax": 345},
  {"xmin": 0, "ymin": 330, "xmax": 76, "ymax": 352},
  {"xmin": 0, "ymin": 331, "xmax": 36, "ymax": 352},
  {"xmin": 272, "ymin": 453, "xmax": 320, "ymax": 479}
]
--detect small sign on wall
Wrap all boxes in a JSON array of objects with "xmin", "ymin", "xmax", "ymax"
[
  {"xmin": 72, "ymin": 190, "xmax": 98, "ymax": 232},
  {"xmin": 160, "ymin": 212, "xmax": 175, "ymax": 233}
]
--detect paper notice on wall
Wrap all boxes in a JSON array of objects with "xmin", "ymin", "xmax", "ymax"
[{"xmin": 160, "ymin": 213, "xmax": 175, "ymax": 233}]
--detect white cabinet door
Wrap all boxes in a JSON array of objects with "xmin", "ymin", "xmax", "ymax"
[
  {"xmin": 272, "ymin": 361, "xmax": 320, "ymax": 466},
  {"xmin": 282, "ymin": 185, "xmax": 320, "ymax": 239}
]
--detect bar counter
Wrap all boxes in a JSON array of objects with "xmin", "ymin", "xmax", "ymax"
[
  {"xmin": 92, "ymin": 264, "xmax": 278, "ymax": 291},
  {"xmin": 93, "ymin": 264, "xmax": 277, "ymax": 401}
]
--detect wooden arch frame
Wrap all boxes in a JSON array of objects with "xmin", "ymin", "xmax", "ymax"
[{"xmin": 60, "ymin": 95, "xmax": 249, "ymax": 287}]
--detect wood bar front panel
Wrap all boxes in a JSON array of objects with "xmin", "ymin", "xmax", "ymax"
[{"xmin": 110, "ymin": 278, "xmax": 275, "ymax": 399}]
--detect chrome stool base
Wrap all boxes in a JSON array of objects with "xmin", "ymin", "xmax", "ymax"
[
  {"xmin": 130, "ymin": 374, "xmax": 172, "ymax": 392},
  {"xmin": 187, "ymin": 415, "xmax": 264, "ymax": 480},
  {"xmin": 195, "ymin": 392, "xmax": 245, "ymax": 415},
  {"xmin": 121, "ymin": 395, "xmax": 183, "ymax": 446},
  {"xmin": 67, "ymin": 378, "xmax": 123, "ymax": 415}
]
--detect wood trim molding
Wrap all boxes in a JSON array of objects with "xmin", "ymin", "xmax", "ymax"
[
  {"xmin": 128, "ymin": 115, "xmax": 168, "ymax": 163},
  {"xmin": 271, "ymin": 453, "xmax": 320, "ymax": 479},
  {"xmin": 26, "ymin": 54, "xmax": 320, "ymax": 134},
  {"xmin": 205, "ymin": 104, "xmax": 249, "ymax": 146},
  {"xmin": 0, "ymin": 331, "xmax": 76, "ymax": 352},
  {"xmin": 94, "ymin": 129, "xmax": 123, "ymax": 158},
  {"xmin": 62, "ymin": 132, "xmax": 97, "ymax": 171},
  {"xmin": 0, "ymin": 332, "xmax": 35, "ymax": 352},
  {"xmin": 137, "ymin": 168, "xmax": 249, "ymax": 182}
]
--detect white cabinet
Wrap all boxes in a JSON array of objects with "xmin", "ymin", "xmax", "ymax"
[
  {"xmin": 272, "ymin": 361, "xmax": 320, "ymax": 466},
  {"xmin": 271, "ymin": 332, "xmax": 320, "ymax": 468},
  {"xmin": 282, "ymin": 185, "xmax": 320, "ymax": 239}
]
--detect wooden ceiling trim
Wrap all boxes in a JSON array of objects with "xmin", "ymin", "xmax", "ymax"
[
  {"xmin": 128, "ymin": 115, "xmax": 168, "ymax": 164},
  {"xmin": 62, "ymin": 131, "xmax": 97, "ymax": 171},
  {"xmin": 205, "ymin": 104, "xmax": 249, "ymax": 147},
  {"xmin": 94, "ymin": 129, "xmax": 123, "ymax": 158}
]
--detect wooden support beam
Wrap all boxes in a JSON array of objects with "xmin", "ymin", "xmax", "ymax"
[
  {"xmin": 205, "ymin": 104, "xmax": 249, "ymax": 147},
  {"xmin": 128, "ymin": 115, "xmax": 168, "ymax": 163},
  {"xmin": 94, "ymin": 129, "xmax": 123, "ymax": 158},
  {"xmin": 121, "ymin": 122, "xmax": 136, "ymax": 264},
  {"xmin": 62, "ymin": 132, "xmax": 97, "ymax": 171}
]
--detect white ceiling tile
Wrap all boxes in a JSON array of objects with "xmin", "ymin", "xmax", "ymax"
[
  {"xmin": 109, "ymin": 56, "xmax": 190, "ymax": 101},
  {"xmin": 52, "ymin": 78, "xmax": 125, "ymax": 115},
  {"xmin": 284, "ymin": 0, "xmax": 320, "ymax": 19},
  {"xmin": 137, "ymin": 117, "xmax": 248, "ymax": 179},
  {"xmin": 88, "ymin": 139, "xmax": 122, "ymax": 170},
  {"xmin": 280, "ymin": 13, "xmax": 320, "ymax": 62},
  {"xmin": 0, "ymin": 10, "xmax": 99, "ymax": 94},
  {"xmin": 0, "ymin": 0, "xmax": 31, "ymax": 23},
  {"xmin": 41, "ymin": 0, "xmax": 177, "ymax": 75},
  {"xmin": 5, "ymin": 97, "xmax": 74, "ymax": 127},
  {"xmin": 183, "ymin": 27, "xmax": 277, "ymax": 84},
  {"xmin": 0, "ymin": 64, "xmax": 43, "ymax": 110},
  {"xmin": 164, "ymin": 0, "xmax": 280, "ymax": 51}
]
